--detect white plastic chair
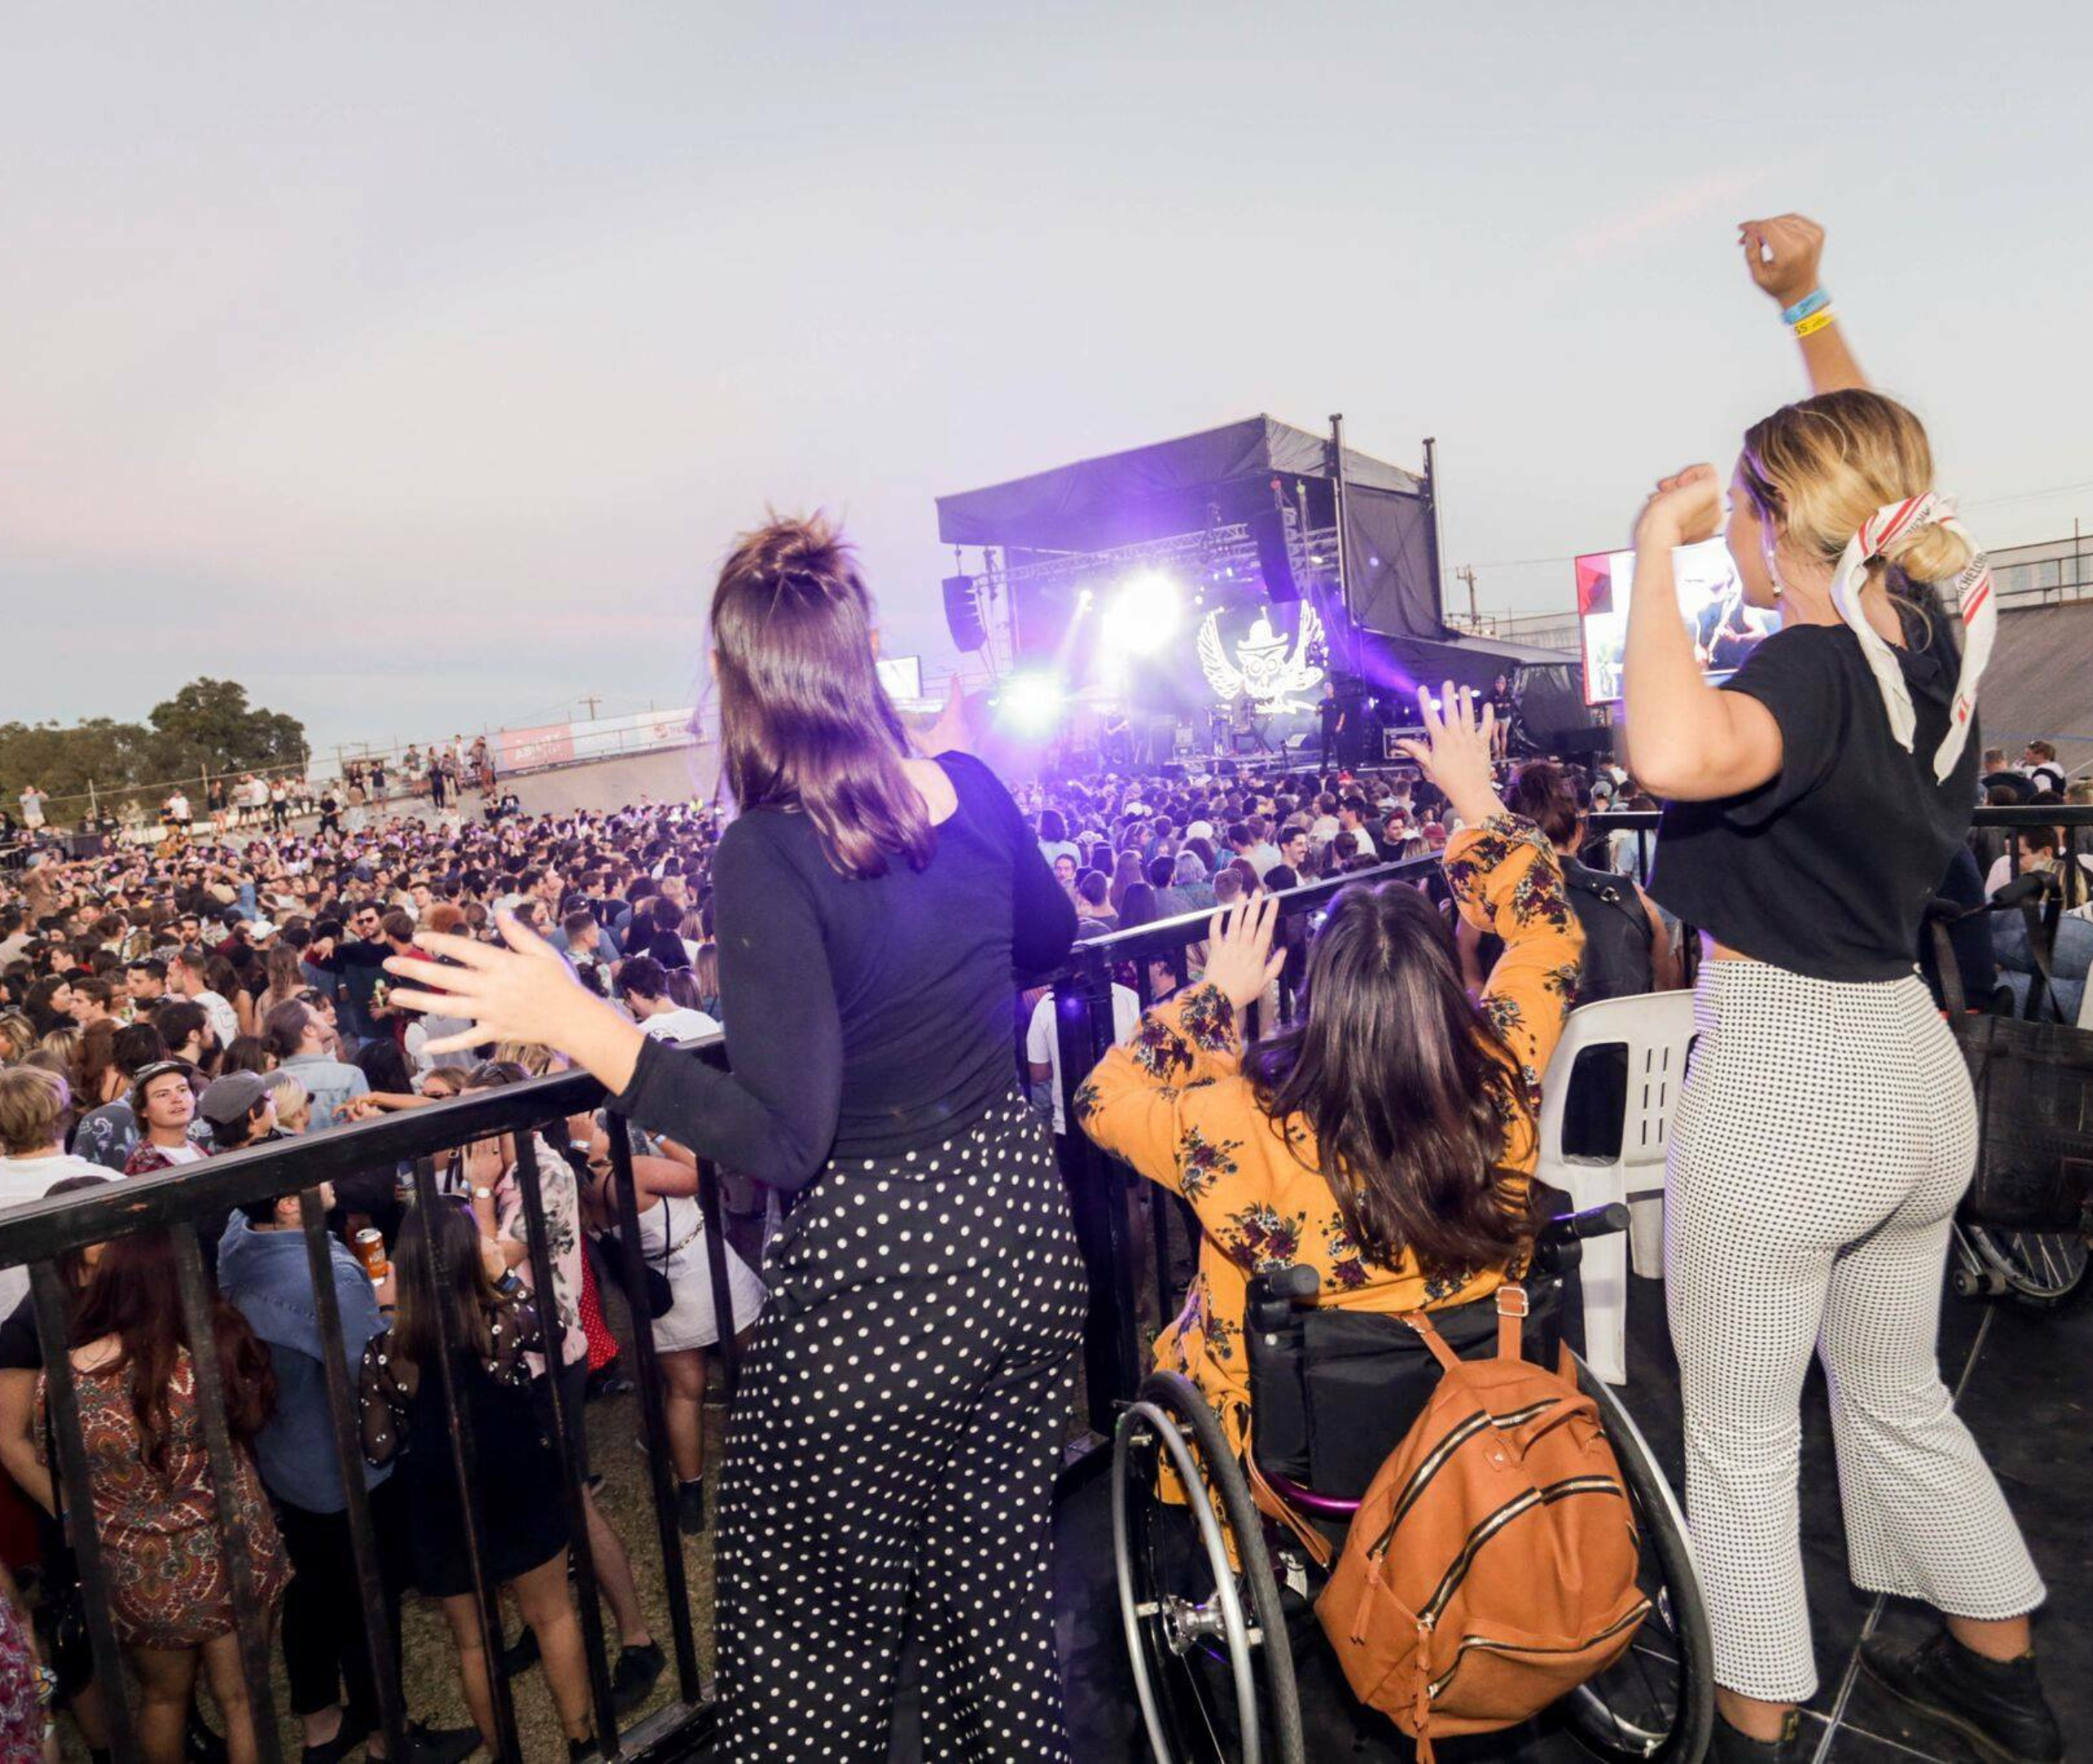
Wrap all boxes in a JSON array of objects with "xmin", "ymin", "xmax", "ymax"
[{"xmin": 1532, "ymin": 990, "xmax": 1698, "ymax": 1385}]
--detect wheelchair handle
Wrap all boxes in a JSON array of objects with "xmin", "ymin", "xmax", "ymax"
[
  {"xmin": 1244, "ymin": 1263, "xmax": 1322, "ymax": 1332},
  {"xmin": 1528, "ymin": 1202, "xmax": 1629, "ymax": 1279}
]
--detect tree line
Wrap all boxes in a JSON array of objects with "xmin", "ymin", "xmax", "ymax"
[{"xmin": 0, "ymin": 678, "xmax": 308, "ymax": 822}]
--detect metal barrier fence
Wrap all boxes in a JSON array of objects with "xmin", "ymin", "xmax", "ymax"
[
  {"xmin": 0, "ymin": 1048, "xmax": 742, "ymax": 1763},
  {"xmin": 2, "ymin": 801, "xmax": 2087, "ymax": 1757}
]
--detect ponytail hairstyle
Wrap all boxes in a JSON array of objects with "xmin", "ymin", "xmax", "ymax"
[
  {"xmin": 1244, "ymin": 882, "xmax": 1527, "ymax": 1276},
  {"xmin": 710, "ymin": 514, "xmax": 934, "ymax": 880},
  {"xmin": 1738, "ymin": 390, "xmax": 1974, "ymax": 642}
]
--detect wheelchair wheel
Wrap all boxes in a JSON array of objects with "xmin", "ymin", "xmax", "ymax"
[
  {"xmin": 1965, "ymin": 1224, "xmax": 2089, "ymax": 1307},
  {"xmin": 1553, "ymin": 1350, "xmax": 1715, "ymax": 1763},
  {"xmin": 1112, "ymin": 1371, "xmax": 1304, "ymax": 1764}
]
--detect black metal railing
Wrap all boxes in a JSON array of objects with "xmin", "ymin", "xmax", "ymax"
[{"xmin": 0, "ymin": 1046, "xmax": 742, "ymax": 1764}]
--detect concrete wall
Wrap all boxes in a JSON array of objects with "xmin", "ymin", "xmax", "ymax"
[
  {"xmin": 499, "ymin": 742, "xmax": 722, "ymax": 817},
  {"xmin": 1980, "ymin": 602, "xmax": 2093, "ymax": 777}
]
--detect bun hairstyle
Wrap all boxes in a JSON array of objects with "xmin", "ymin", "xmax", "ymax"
[
  {"xmin": 1739, "ymin": 390, "xmax": 1975, "ymax": 589},
  {"xmin": 710, "ymin": 513, "xmax": 934, "ymax": 880}
]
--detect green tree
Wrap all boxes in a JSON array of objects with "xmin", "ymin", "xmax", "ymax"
[
  {"xmin": 0, "ymin": 679, "xmax": 306, "ymax": 825},
  {"xmin": 145, "ymin": 678, "xmax": 307, "ymax": 778}
]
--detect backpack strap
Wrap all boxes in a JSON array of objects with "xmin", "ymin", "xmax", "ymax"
[{"xmin": 1493, "ymin": 1283, "xmax": 1528, "ymax": 1360}]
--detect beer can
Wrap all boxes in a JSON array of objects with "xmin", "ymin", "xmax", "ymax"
[{"xmin": 355, "ymin": 1228, "xmax": 388, "ymax": 1281}]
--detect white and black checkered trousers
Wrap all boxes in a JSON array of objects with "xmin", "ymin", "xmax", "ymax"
[{"xmin": 1665, "ymin": 959, "xmax": 2046, "ymax": 1703}]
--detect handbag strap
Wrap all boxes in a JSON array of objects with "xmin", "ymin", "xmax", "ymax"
[
  {"xmin": 2021, "ymin": 891, "xmax": 2063, "ymax": 1021},
  {"xmin": 1931, "ymin": 915, "xmax": 1971, "ymax": 1019},
  {"xmin": 1243, "ymin": 1432, "xmax": 1336, "ymax": 1569}
]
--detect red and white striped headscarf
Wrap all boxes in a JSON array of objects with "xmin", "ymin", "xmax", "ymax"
[{"xmin": 1826, "ymin": 492, "xmax": 1995, "ymax": 781}]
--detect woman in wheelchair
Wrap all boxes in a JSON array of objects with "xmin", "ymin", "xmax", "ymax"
[{"xmin": 1075, "ymin": 682, "xmax": 1583, "ymax": 1496}]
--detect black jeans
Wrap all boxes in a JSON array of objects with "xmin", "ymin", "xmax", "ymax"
[{"xmin": 276, "ymin": 1476, "xmax": 407, "ymax": 1728}]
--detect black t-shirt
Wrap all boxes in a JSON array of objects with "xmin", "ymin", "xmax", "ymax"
[
  {"xmin": 1649, "ymin": 620, "xmax": 1979, "ymax": 983},
  {"xmin": 0, "ymin": 1296, "xmax": 40, "ymax": 1371},
  {"xmin": 614, "ymin": 753, "xmax": 1077, "ymax": 1190}
]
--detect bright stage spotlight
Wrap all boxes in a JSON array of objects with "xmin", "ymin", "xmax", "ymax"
[
  {"xmin": 1102, "ymin": 571, "xmax": 1182, "ymax": 656},
  {"xmin": 1076, "ymin": 588, "xmax": 1096, "ymax": 614},
  {"xmin": 998, "ymin": 673, "xmax": 1066, "ymax": 734}
]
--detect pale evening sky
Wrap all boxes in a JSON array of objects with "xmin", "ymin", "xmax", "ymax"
[{"xmin": 5, "ymin": 4, "xmax": 2089, "ymax": 759}]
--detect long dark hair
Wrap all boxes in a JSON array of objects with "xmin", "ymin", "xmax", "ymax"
[
  {"xmin": 392, "ymin": 1196, "xmax": 514, "ymax": 1371},
  {"xmin": 711, "ymin": 513, "xmax": 934, "ymax": 880},
  {"xmin": 69, "ymin": 1229, "xmax": 276, "ymax": 1473},
  {"xmin": 1244, "ymin": 884, "xmax": 1526, "ymax": 1274}
]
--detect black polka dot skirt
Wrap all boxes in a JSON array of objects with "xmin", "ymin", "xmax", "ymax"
[
  {"xmin": 713, "ymin": 1095, "xmax": 1088, "ymax": 1760},
  {"xmin": 1665, "ymin": 961, "xmax": 2046, "ymax": 1703}
]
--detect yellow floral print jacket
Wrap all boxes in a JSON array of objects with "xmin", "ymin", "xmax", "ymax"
[{"xmin": 1073, "ymin": 812, "xmax": 1584, "ymax": 1466}]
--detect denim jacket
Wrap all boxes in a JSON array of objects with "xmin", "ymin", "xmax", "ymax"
[
  {"xmin": 278, "ymin": 1053, "xmax": 370, "ymax": 1131},
  {"xmin": 217, "ymin": 1216, "xmax": 391, "ymax": 1513}
]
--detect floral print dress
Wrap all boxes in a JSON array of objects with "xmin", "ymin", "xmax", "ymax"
[
  {"xmin": 1075, "ymin": 812, "xmax": 1584, "ymax": 1469},
  {"xmin": 37, "ymin": 1350, "xmax": 291, "ymax": 1649}
]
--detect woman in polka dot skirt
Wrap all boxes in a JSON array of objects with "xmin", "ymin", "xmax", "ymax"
[
  {"xmin": 385, "ymin": 513, "xmax": 1088, "ymax": 1761},
  {"xmin": 1627, "ymin": 216, "xmax": 2059, "ymax": 1761}
]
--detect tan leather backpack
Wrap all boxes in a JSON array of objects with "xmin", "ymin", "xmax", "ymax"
[{"xmin": 1308, "ymin": 1287, "xmax": 1648, "ymax": 1760}]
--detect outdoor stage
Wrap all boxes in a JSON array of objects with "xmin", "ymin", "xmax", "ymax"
[{"xmin": 932, "ymin": 414, "xmax": 1567, "ymax": 773}]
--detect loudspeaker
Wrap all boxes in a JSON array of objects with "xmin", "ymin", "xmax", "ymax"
[
  {"xmin": 1248, "ymin": 510, "xmax": 1301, "ymax": 603},
  {"xmin": 942, "ymin": 575, "xmax": 987, "ymax": 652}
]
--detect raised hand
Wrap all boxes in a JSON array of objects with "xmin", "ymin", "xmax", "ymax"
[
  {"xmin": 1634, "ymin": 463, "xmax": 1724, "ymax": 550},
  {"xmin": 1395, "ymin": 681, "xmax": 1503, "ymax": 829},
  {"xmin": 382, "ymin": 909, "xmax": 587, "ymax": 1057},
  {"xmin": 1738, "ymin": 213, "xmax": 1824, "ymax": 307},
  {"xmin": 1202, "ymin": 891, "xmax": 1284, "ymax": 1010}
]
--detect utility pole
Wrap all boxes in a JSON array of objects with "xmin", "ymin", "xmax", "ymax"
[
  {"xmin": 1457, "ymin": 565, "xmax": 1481, "ymax": 630},
  {"xmin": 578, "ymin": 695, "xmax": 603, "ymax": 722}
]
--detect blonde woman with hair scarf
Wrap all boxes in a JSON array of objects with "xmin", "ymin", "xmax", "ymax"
[{"xmin": 1625, "ymin": 215, "xmax": 2057, "ymax": 1761}]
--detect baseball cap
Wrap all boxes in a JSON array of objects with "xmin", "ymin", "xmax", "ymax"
[{"xmin": 199, "ymin": 1070, "xmax": 271, "ymax": 1128}]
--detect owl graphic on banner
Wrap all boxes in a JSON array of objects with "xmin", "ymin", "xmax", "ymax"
[{"xmin": 1197, "ymin": 604, "xmax": 1325, "ymax": 713}]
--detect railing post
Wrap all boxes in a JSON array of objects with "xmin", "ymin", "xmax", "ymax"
[
  {"xmin": 510, "ymin": 1129, "xmax": 624, "ymax": 1754},
  {"xmin": 168, "ymin": 1223, "xmax": 285, "ymax": 1764},
  {"xmin": 693, "ymin": 1156, "xmax": 739, "ymax": 1388},
  {"xmin": 28, "ymin": 1260, "xmax": 138, "ymax": 1762},
  {"xmin": 603, "ymin": 1121, "xmax": 706, "ymax": 1705},
  {"xmin": 1053, "ymin": 955, "xmax": 1143, "ymax": 1433},
  {"xmin": 409, "ymin": 1154, "xmax": 522, "ymax": 1762},
  {"xmin": 297, "ymin": 1189, "xmax": 407, "ymax": 1762}
]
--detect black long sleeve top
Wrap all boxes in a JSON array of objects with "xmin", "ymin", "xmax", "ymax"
[{"xmin": 611, "ymin": 752, "xmax": 1076, "ymax": 1191}]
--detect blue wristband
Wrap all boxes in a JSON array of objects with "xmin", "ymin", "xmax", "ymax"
[{"xmin": 1781, "ymin": 289, "xmax": 1830, "ymax": 325}]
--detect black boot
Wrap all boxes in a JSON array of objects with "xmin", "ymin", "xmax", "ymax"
[
  {"xmin": 1861, "ymin": 1628, "xmax": 2063, "ymax": 1764},
  {"xmin": 1710, "ymin": 1708, "xmax": 1804, "ymax": 1761}
]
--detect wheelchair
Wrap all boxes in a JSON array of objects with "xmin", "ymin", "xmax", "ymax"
[{"xmin": 1111, "ymin": 1204, "xmax": 1714, "ymax": 1763}]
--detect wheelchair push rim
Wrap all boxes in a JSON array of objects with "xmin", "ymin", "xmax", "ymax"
[
  {"xmin": 1111, "ymin": 1371, "xmax": 1304, "ymax": 1764},
  {"xmin": 1553, "ymin": 1349, "xmax": 1716, "ymax": 1762},
  {"xmin": 1965, "ymin": 1222, "xmax": 2090, "ymax": 1306}
]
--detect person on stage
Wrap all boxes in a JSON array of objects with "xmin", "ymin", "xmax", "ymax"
[
  {"xmin": 1626, "ymin": 214, "xmax": 2058, "ymax": 1762},
  {"xmin": 382, "ymin": 514, "xmax": 1087, "ymax": 1761},
  {"xmin": 1317, "ymin": 678, "xmax": 1347, "ymax": 772}
]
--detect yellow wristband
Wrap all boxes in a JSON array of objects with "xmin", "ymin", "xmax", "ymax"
[{"xmin": 1792, "ymin": 307, "xmax": 1837, "ymax": 339}]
